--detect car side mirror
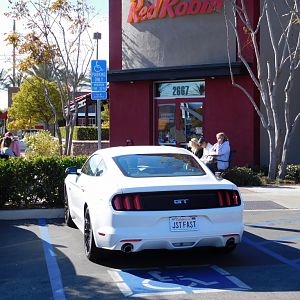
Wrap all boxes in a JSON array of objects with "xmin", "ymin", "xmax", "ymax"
[{"xmin": 65, "ymin": 166, "xmax": 80, "ymax": 175}]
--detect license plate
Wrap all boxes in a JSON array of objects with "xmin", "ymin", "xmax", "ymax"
[{"xmin": 169, "ymin": 216, "xmax": 199, "ymax": 232}]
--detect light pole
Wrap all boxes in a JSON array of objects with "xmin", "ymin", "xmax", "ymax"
[{"xmin": 93, "ymin": 32, "xmax": 102, "ymax": 149}]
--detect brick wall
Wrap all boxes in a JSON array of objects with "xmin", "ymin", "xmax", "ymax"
[{"xmin": 71, "ymin": 140, "xmax": 110, "ymax": 156}]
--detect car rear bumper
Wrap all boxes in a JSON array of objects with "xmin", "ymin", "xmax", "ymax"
[
  {"xmin": 92, "ymin": 205, "xmax": 244, "ymax": 252},
  {"xmin": 116, "ymin": 234, "xmax": 242, "ymax": 252},
  {"xmin": 94, "ymin": 226, "xmax": 244, "ymax": 252}
]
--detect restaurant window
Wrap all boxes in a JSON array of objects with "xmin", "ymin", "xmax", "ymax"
[
  {"xmin": 78, "ymin": 118, "xmax": 85, "ymax": 126},
  {"xmin": 155, "ymin": 80, "xmax": 204, "ymax": 147},
  {"xmin": 88, "ymin": 117, "xmax": 96, "ymax": 126}
]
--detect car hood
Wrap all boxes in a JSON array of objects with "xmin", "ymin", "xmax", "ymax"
[{"xmin": 115, "ymin": 175, "xmax": 237, "ymax": 194}]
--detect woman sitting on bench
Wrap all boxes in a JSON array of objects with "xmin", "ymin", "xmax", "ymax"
[{"xmin": 205, "ymin": 132, "xmax": 230, "ymax": 173}]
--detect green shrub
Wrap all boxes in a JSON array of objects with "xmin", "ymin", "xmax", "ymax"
[
  {"xmin": 223, "ymin": 167, "xmax": 262, "ymax": 186},
  {"xmin": 0, "ymin": 155, "xmax": 87, "ymax": 208},
  {"xmin": 285, "ymin": 164, "xmax": 300, "ymax": 183},
  {"xmin": 24, "ymin": 130, "xmax": 60, "ymax": 157},
  {"xmin": 60, "ymin": 126, "xmax": 109, "ymax": 140}
]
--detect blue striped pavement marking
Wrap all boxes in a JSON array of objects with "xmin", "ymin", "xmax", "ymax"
[
  {"xmin": 108, "ymin": 265, "xmax": 251, "ymax": 297},
  {"xmin": 38, "ymin": 219, "xmax": 66, "ymax": 300},
  {"xmin": 243, "ymin": 236, "xmax": 300, "ymax": 271},
  {"xmin": 244, "ymin": 217, "xmax": 300, "ymax": 270}
]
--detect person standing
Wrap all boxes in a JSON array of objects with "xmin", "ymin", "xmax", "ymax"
[
  {"xmin": 4, "ymin": 132, "xmax": 20, "ymax": 156},
  {"xmin": 0, "ymin": 137, "xmax": 16, "ymax": 157}
]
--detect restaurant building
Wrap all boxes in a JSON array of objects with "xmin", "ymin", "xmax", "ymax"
[{"xmin": 108, "ymin": 0, "xmax": 300, "ymax": 167}]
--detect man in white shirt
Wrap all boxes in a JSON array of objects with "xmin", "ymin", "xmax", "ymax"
[{"xmin": 198, "ymin": 137, "xmax": 213, "ymax": 163}]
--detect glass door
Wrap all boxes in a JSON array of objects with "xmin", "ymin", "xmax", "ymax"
[
  {"xmin": 156, "ymin": 100, "xmax": 203, "ymax": 147},
  {"xmin": 180, "ymin": 101, "xmax": 203, "ymax": 143},
  {"xmin": 157, "ymin": 103, "xmax": 176, "ymax": 145}
]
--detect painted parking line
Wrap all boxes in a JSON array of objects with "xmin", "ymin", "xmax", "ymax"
[
  {"xmin": 38, "ymin": 219, "xmax": 66, "ymax": 300},
  {"xmin": 244, "ymin": 217, "xmax": 300, "ymax": 271},
  {"xmin": 243, "ymin": 236, "xmax": 300, "ymax": 271},
  {"xmin": 257, "ymin": 234, "xmax": 300, "ymax": 245},
  {"xmin": 108, "ymin": 265, "xmax": 251, "ymax": 297}
]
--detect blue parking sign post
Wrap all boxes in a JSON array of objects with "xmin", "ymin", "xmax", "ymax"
[
  {"xmin": 91, "ymin": 59, "xmax": 107, "ymax": 149},
  {"xmin": 91, "ymin": 60, "xmax": 107, "ymax": 96}
]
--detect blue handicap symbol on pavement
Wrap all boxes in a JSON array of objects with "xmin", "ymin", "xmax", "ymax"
[{"xmin": 109, "ymin": 265, "xmax": 251, "ymax": 297}]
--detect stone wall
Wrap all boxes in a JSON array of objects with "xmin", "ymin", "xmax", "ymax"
[{"xmin": 71, "ymin": 140, "xmax": 110, "ymax": 156}]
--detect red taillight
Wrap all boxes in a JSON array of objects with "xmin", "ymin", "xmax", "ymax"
[
  {"xmin": 233, "ymin": 192, "xmax": 239, "ymax": 205},
  {"xmin": 217, "ymin": 191, "xmax": 240, "ymax": 207},
  {"xmin": 218, "ymin": 191, "xmax": 224, "ymax": 207},
  {"xmin": 123, "ymin": 195, "xmax": 133, "ymax": 210},
  {"xmin": 133, "ymin": 194, "xmax": 142, "ymax": 210},
  {"xmin": 112, "ymin": 194, "xmax": 143, "ymax": 211},
  {"xmin": 225, "ymin": 191, "xmax": 231, "ymax": 206},
  {"xmin": 113, "ymin": 196, "xmax": 122, "ymax": 210}
]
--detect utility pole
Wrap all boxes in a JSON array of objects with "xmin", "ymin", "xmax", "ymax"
[{"xmin": 12, "ymin": 20, "xmax": 16, "ymax": 87}]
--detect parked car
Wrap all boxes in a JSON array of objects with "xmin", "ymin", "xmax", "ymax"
[{"xmin": 64, "ymin": 146, "xmax": 244, "ymax": 261}]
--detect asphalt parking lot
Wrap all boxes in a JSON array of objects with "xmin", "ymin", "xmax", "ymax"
[{"xmin": 0, "ymin": 186, "xmax": 299, "ymax": 300}]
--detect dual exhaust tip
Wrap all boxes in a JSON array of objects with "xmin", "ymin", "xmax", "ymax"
[
  {"xmin": 225, "ymin": 237, "xmax": 236, "ymax": 252},
  {"xmin": 121, "ymin": 243, "xmax": 134, "ymax": 253}
]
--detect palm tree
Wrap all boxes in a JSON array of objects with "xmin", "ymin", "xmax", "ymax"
[
  {"xmin": 0, "ymin": 68, "xmax": 24, "ymax": 89},
  {"xmin": 0, "ymin": 69, "xmax": 8, "ymax": 90},
  {"xmin": 27, "ymin": 64, "xmax": 57, "ymax": 82}
]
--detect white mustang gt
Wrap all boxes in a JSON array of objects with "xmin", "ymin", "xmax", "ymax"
[{"xmin": 64, "ymin": 146, "xmax": 244, "ymax": 261}]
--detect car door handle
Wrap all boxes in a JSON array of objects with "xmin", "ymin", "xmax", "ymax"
[{"xmin": 80, "ymin": 186, "xmax": 85, "ymax": 192}]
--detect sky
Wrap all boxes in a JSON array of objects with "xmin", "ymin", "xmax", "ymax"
[{"xmin": 0, "ymin": 0, "xmax": 109, "ymax": 110}]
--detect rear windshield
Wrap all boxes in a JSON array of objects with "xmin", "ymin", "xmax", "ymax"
[{"xmin": 113, "ymin": 153, "xmax": 206, "ymax": 178}]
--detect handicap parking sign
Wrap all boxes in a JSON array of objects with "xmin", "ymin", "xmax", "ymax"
[
  {"xmin": 108, "ymin": 265, "xmax": 251, "ymax": 297},
  {"xmin": 91, "ymin": 60, "xmax": 107, "ymax": 100}
]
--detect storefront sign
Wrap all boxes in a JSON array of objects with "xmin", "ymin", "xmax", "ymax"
[{"xmin": 127, "ymin": 0, "xmax": 223, "ymax": 23}]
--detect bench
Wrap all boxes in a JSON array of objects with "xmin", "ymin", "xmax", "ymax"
[
  {"xmin": 215, "ymin": 150, "xmax": 237, "ymax": 177},
  {"xmin": 228, "ymin": 150, "xmax": 237, "ymax": 169}
]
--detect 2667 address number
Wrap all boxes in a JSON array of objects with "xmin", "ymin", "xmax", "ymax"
[{"xmin": 172, "ymin": 86, "xmax": 190, "ymax": 96}]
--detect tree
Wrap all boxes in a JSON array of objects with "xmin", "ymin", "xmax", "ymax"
[
  {"xmin": 101, "ymin": 101, "xmax": 110, "ymax": 127},
  {"xmin": 0, "ymin": 69, "xmax": 24, "ymax": 90},
  {"xmin": 0, "ymin": 69, "xmax": 8, "ymax": 90},
  {"xmin": 224, "ymin": 0, "xmax": 300, "ymax": 181},
  {"xmin": 7, "ymin": 76, "xmax": 62, "ymax": 131},
  {"xmin": 6, "ymin": 0, "xmax": 97, "ymax": 155}
]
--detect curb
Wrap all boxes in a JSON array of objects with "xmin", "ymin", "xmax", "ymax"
[{"xmin": 0, "ymin": 208, "xmax": 64, "ymax": 220}]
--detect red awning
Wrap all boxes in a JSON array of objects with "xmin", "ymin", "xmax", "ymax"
[{"xmin": 0, "ymin": 111, "xmax": 8, "ymax": 119}]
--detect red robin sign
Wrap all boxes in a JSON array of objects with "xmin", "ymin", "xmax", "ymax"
[{"xmin": 127, "ymin": 0, "xmax": 223, "ymax": 23}]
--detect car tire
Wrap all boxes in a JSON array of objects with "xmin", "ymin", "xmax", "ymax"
[
  {"xmin": 64, "ymin": 186, "xmax": 76, "ymax": 228},
  {"xmin": 84, "ymin": 207, "xmax": 99, "ymax": 262}
]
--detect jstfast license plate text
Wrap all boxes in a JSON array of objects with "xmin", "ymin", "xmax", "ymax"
[{"xmin": 169, "ymin": 216, "xmax": 199, "ymax": 232}]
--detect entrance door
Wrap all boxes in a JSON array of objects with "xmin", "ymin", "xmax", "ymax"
[{"xmin": 156, "ymin": 99, "xmax": 203, "ymax": 147}]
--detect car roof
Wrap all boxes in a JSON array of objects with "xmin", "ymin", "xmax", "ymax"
[{"xmin": 94, "ymin": 145, "xmax": 191, "ymax": 157}]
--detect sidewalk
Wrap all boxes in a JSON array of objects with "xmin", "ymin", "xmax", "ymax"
[
  {"xmin": 0, "ymin": 208, "xmax": 64, "ymax": 220},
  {"xmin": 240, "ymin": 185, "xmax": 300, "ymax": 210},
  {"xmin": 0, "ymin": 185, "xmax": 299, "ymax": 220}
]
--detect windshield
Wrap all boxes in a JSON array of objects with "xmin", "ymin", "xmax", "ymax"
[{"xmin": 113, "ymin": 153, "xmax": 206, "ymax": 178}]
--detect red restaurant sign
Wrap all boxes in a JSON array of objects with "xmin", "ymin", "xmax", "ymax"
[{"xmin": 127, "ymin": 0, "xmax": 223, "ymax": 23}]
